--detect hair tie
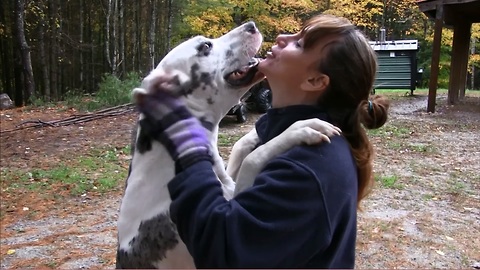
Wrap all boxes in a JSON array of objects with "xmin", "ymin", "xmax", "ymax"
[{"xmin": 368, "ymin": 100, "xmax": 373, "ymax": 114}]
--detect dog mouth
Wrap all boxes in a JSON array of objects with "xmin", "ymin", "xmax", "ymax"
[{"xmin": 224, "ymin": 58, "xmax": 261, "ymax": 87}]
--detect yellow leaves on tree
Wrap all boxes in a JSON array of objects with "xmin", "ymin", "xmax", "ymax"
[{"xmin": 183, "ymin": 4, "xmax": 234, "ymax": 38}]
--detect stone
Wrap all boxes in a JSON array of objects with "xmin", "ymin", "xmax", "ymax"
[{"xmin": 0, "ymin": 93, "xmax": 14, "ymax": 110}]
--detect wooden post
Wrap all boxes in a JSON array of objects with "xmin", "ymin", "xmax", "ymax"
[
  {"xmin": 448, "ymin": 21, "xmax": 472, "ymax": 104},
  {"xmin": 458, "ymin": 23, "xmax": 472, "ymax": 100},
  {"xmin": 427, "ymin": 5, "xmax": 443, "ymax": 113}
]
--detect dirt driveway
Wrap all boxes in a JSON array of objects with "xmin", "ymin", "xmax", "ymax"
[{"xmin": 1, "ymin": 92, "xmax": 479, "ymax": 269}]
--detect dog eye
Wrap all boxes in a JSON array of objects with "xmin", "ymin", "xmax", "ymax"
[{"xmin": 196, "ymin": 41, "xmax": 213, "ymax": 56}]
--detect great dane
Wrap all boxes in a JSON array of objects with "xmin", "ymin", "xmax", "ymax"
[{"xmin": 116, "ymin": 21, "xmax": 340, "ymax": 269}]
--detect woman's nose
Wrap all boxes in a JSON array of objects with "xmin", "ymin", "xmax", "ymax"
[{"xmin": 275, "ymin": 34, "xmax": 288, "ymax": 47}]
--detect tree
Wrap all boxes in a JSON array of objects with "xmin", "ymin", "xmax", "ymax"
[
  {"xmin": 0, "ymin": 0, "xmax": 14, "ymax": 99},
  {"xmin": 13, "ymin": 0, "xmax": 35, "ymax": 106},
  {"xmin": 468, "ymin": 24, "xmax": 480, "ymax": 89},
  {"xmin": 148, "ymin": 0, "xmax": 158, "ymax": 70},
  {"xmin": 1, "ymin": 0, "xmax": 477, "ymax": 109}
]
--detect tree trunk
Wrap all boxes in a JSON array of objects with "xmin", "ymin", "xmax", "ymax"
[
  {"xmin": 13, "ymin": 0, "xmax": 35, "ymax": 105},
  {"xmin": 0, "ymin": 0, "xmax": 14, "ymax": 99},
  {"xmin": 80, "ymin": 0, "xmax": 84, "ymax": 89},
  {"xmin": 13, "ymin": 35, "xmax": 23, "ymax": 106},
  {"xmin": 119, "ymin": 0, "xmax": 125, "ymax": 76},
  {"xmin": 38, "ymin": 11, "xmax": 50, "ymax": 101},
  {"xmin": 112, "ymin": 0, "xmax": 119, "ymax": 75},
  {"xmin": 58, "ymin": 0, "xmax": 66, "ymax": 98},
  {"xmin": 106, "ymin": 0, "xmax": 113, "ymax": 73},
  {"xmin": 148, "ymin": 0, "xmax": 158, "ymax": 70},
  {"xmin": 49, "ymin": 0, "xmax": 59, "ymax": 101},
  {"xmin": 471, "ymin": 37, "xmax": 475, "ymax": 90},
  {"xmin": 166, "ymin": 0, "xmax": 173, "ymax": 52},
  {"xmin": 136, "ymin": 0, "xmax": 142, "ymax": 71},
  {"xmin": 87, "ymin": 4, "xmax": 94, "ymax": 92}
]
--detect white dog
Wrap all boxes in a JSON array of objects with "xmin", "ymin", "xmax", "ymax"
[{"xmin": 116, "ymin": 22, "xmax": 340, "ymax": 269}]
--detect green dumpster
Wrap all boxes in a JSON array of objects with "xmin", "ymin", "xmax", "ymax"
[{"xmin": 369, "ymin": 39, "xmax": 420, "ymax": 95}]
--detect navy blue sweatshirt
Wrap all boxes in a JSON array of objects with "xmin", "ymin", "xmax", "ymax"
[{"xmin": 168, "ymin": 105, "xmax": 358, "ymax": 268}]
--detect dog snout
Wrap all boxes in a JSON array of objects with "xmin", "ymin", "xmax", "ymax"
[{"xmin": 244, "ymin": 21, "xmax": 257, "ymax": 34}]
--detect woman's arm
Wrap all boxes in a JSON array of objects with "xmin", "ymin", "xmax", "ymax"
[{"xmin": 168, "ymin": 156, "xmax": 332, "ymax": 268}]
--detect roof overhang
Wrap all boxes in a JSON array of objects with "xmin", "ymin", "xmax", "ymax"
[{"xmin": 417, "ymin": 0, "xmax": 480, "ymax": 27}]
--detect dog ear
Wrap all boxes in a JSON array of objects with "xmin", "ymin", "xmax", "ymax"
[
  {"xmin": 132, "ymin": 87, "xmax": 148, "ymax": 106},
  {"xmin": 132, "ymin": 69, "xmax": 192, "ymax": 105},
  {"xmin": 142, "ymin": 69, "xmax": 191, "ymax": 95}
]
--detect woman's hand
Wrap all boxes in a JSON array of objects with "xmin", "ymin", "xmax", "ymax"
[{"xmin": 135, "ymin": 73, "xmax": 212, "ymax": 172}]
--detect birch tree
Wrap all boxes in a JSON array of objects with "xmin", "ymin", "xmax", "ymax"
[{"xmin": 148, "ymin": 0, "xmax": 158, "ymax": 70}]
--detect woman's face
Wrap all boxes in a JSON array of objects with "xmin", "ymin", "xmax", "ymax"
[
  {"xmin": 258, "ymin": 32, "xmax": 337, "ymax": 106},
  {"xmin": 258, "ymin": 33, "xmax": 312, "ymax": 86}
]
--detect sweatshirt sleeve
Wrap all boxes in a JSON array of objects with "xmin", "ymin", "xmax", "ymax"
[{"xmin": 167, "ymin": 156, "xmax": 333, "ymax": 268}]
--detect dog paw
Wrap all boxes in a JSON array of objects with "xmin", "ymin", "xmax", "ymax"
[{"xmin": 285, "ymin": 119, "xmax": 341, "ymax": 145}]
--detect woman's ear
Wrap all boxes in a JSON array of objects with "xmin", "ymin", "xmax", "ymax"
[{"xmin": 300, "ymin": 73, "xmax": 330, "ymax": 92}]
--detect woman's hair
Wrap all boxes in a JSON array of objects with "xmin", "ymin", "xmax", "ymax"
[{"xmin": 301, "ymin": 14, "xmax": 390, "ymax": 208}]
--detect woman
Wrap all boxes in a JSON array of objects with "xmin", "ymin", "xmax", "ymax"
[{"xmin": 141, "ymin": 14, "xmax": 390, "ymax": 268}]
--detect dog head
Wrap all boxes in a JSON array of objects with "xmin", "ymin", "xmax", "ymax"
[{"xmin": 134, "ymin": 21, "xmax": 263, "ymax": 128}]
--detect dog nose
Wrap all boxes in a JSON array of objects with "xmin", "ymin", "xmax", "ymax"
[{"xmin": 244, "ymin": 22, "xmax": 257, "ymax": 34}]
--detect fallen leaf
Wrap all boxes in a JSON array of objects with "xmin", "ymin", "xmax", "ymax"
[
  {"xmin": 7, "ymin": 249, "xmax": 15, "ymax": 255},
  {"xmin": 435, "ymin": 250, "xmax": 445, "ymax": 256}
]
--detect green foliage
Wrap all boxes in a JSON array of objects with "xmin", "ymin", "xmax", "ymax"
[
  {"xmin": 95, "ymin": 72, "xmax": 140, "ymax": 107},
  {"xmin": 468, "ymin": 24, "xmax": 480, "ymax": 72},
  {"xmin": 64, "ymin": 72, "xmax": 140, "ymax": 112},
  {"xmin": 27, "ymin": 72, "xmax": 140, "ymax": 112},
  {"xmin": 417, "ymin": 37, "xmax": 453, "ymax": 89}
]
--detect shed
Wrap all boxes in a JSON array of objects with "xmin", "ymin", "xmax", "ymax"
[
  {"xmin": 417, "ymin": 0, "xmax": 480, "ymax": 112},
  {"xmin": 369, "ymin": 39, "xmax": 420, "ymax": 95}
]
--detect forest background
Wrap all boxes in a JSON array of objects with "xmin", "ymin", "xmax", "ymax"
[{"xmin": 2, "ymin": 0, "xmax": 480, "ymax": 108}]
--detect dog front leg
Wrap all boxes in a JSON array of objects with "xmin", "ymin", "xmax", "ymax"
[
  {"xmin": 233, "ymin": 118, "xmax": 341, "ymax": 195},
  {"xmin": 226, "ymin": 128, "xmax": 260, "ymax": 183},
  {"xmin": 211, "ymin": 146, "xmax": 236, "ymax": 200}
]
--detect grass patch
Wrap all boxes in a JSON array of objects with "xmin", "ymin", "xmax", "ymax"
[
  {"xmin": 421, "ymin": 193, "xmax": 435, "ymax": 201},
  {"xmin": 368, "ymin": 123, "xmax": 411, "ymax": 139},
  {"xmin": 217, "ymin": 133, "xmax": 243, "ymax": 147},
  {"xmin": 410, "ymin": 162, "xmax": 443, "ymax": 176},
  {"xmin": 446, "ymin": 177, "xmax": 467, "ymax": 195},
  {"xmin": 375, "ymin": 174, "xmax": 404, "ymax": 189},
  {"xmin": 1, "ymin": 146, "xmax": 130, "ymax": 196},
  {"xmin": 406, "ymin": 142, "xmax": 437, "ymax": 153},
  {"xmin": 373, "ymin": 88, "xmax": 449, "ymax": 97}
]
